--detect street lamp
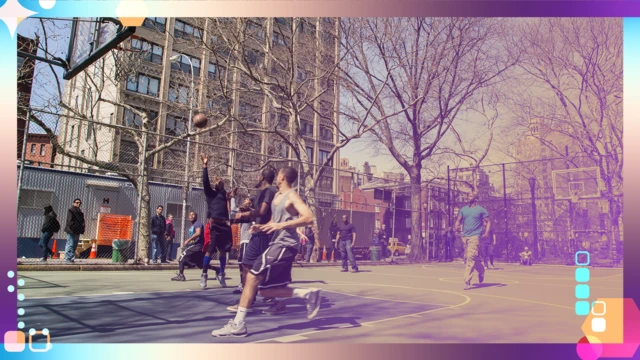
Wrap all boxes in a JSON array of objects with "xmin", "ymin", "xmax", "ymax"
[
  {"xmin": 528, "ymin": 177, "xmax": 539, "ymax": 260},
  {"xmin": 170, "ymin": 54, "xmax": 195, "ymax": 249}
]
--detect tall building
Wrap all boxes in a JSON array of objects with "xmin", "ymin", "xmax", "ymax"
[
  {"xmin": 17, "ymin": 34, "xmax": 37, "ymax": 160},
  {"xmin": 57, "ymin": 17, "xmax": 341, "ymax": 203}
]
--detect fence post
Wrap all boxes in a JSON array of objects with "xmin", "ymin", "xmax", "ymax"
[
  {"xmin": 17, "ymin": 109, "xmax": 31, "ymax": 217},
  {"xmin": 447, "ymin": 166, "xmax": 451, "ymax": 227},
  {"xmin": 134, "ymin": 131, "xmax": 149, "ymax": 264},
  {"xmin": 502, "ymin": 163, "xmax": 508, "ymax": 262}
]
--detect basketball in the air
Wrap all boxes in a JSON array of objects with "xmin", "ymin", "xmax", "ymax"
[{"xmin": 193, "ymin": 113, "xmax": 208, "ymax": 128}]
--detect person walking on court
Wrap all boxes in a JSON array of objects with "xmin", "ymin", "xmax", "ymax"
[
  {"xmin": 200, "ymin": 153, "xmax": 232, "ymax": 288},
  {"xmin": 378, "ymin": 224, "xmax": 389, "ymax": 260},
  {"xmin": 337, "ymin": 215, "xmax": 359, "ymax": 273},
  {"xmin": 64, "ymin": 198, "xmax": 85, "ymax": 264},
  {"xmin": 211, "ymin": 166, "xmax": 321, "ymax": 338},
  {"xmin": 165, "ymin": 214, "xmax": 176, "ymax": 261},
  {"xmin": 455, "ymin": 193, "xmax": 490, "ymax": 290},
  {"xmin": 39, "ymin": 205, "xmax": 60, "ymax": 262},
  {"xmin": 328, "ymin": 218, "xmax": 339, "ymax": 262},
  {"xmin": 229, "ymin": 167, "xmax": 278, "ymax": 311},
  {"xmin": 150, "ymin": 206, "xmax": 167, "ymax": 264}
]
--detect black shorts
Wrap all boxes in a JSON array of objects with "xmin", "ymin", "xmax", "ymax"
[
  {"xmin": 179, "ymin": 244, "xmax": 204, "ymax": 269},
  {"xmin": 238, "ymin": 243, "xmax": 248, "ymax": 264},
  {"xmin": 206, "ymin": 222, "xmax": 232, "ymax": 254},
  {"xmin": 241, "ymin": 232, "xmax": 272, "ymax": 266},
  {"xmin": 250, "ymin": 242, "xmax": 298, "ymax": 289}
]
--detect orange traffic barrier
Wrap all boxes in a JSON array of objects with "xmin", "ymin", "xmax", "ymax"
[
  {"xmin": 89, "ymin": 241, "xmax": 98, "ymax": 259},
  {"xmin": 322, "ymin": 246, "xmax": 327, "ymax": 261},
  {"xmin": 51, "ymin": 239, "xmax": 58, "ymax": 258}
]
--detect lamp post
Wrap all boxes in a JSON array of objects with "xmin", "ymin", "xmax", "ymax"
[
  {"xmin": 528, "ymin": 177, "xmax": 539, "ymax": 260},
  {"xmin": 170, "ymin": 54, "xmax": 195, "ymax": 248}
]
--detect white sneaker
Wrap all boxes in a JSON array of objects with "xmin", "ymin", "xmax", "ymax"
[
  {"xmin": 200, "ymin": 274, "xmax": 208, "ymax": 289},
  {"xmin": 233, "ymin": 285, "xmax": 243, "ymax": 294},
  {"xmin": 305, "ymin": 289, "xmax": 321, "ymax": 320},
  {"xmin": 211, "ymin": 319, "xmax": 248, "ymax": 337}
]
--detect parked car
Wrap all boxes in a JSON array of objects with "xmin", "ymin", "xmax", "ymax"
[{"xmin": 388, "ymin": 242, "xmax": 407, "ymax": 257}]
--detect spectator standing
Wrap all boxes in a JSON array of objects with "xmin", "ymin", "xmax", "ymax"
[
  {"xmin": 39, "ymin": 205, "xmax": 60, "ymax": 262},
  {"xmin": 165, "ymin": 214, "xmax": 175, "ymax": 261},
  {"xmin": 64, "ymin": 198, "xmax": 85, "ymax": 264},
  {"xmin": 150, "ymin": 205, "xmax": 167, "ymax": 264},
  {"xmin": 328, "ymin": 218, "xmax": 339, "ymax": 262}
]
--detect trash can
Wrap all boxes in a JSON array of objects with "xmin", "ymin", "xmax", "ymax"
[
  {"xmin": 112, "ymin": 240, "xmax": 131, "ymax": 263},
  {"xmin": 370, "ymin": 246, "xmax": 380, "ymax": 262}
]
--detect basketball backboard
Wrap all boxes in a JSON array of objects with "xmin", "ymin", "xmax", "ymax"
[
  {"xmin": 552, "ymin": 167, "xmax": 601, "ymax": 200},
  {"xmin": 64, "ymin": 17, "xmax": 137, "ymax": 80}
]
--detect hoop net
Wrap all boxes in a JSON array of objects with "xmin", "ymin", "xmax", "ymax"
[
  {"xmin": 570, "ymin": 190, "xmax": 581, "ymax": 204},
  {"xmin": 111, "ymin": 40, "xmax": 150, "ymax": 82}
]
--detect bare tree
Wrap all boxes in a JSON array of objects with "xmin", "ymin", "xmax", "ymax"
[
  {"xmin": 340, "ymin": 18, "xmax": 518, "ymax": 260},
  {"xmin": 21, "ymin": 19, "xmax": 233, "ymax": 263},
  {"xmin": 173, "ymin": 17, "xmax": 414, "ymax": 260},
  {"xmin": 507, "ymin": 18, "xmax": 623, "ymax": 252}
]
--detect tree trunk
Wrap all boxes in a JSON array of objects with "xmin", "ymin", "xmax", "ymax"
[
  {"xmin": 409, "ymin": 171, "xmax": 424, "ymax": 261},
  {"xmin": 609, "ymin": 196, "xmax": 622, "ymax": 262},
  {"xmin": 137, "ymin": 173, "xmax": 151, "ymax": 263},
  {"xmin": 307, "ymin": 192, "xmax": 321, "ymax": 263}
]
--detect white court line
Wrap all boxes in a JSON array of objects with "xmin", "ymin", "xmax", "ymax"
[
  {"xmin": 316, "ymin": 285, "xmax": 455, "ymax": 307},
  {"xmin": 252, "ymin": 283, "xmax": 472, "ymax": 343},
  {"xmin": 419, "ymin": 265, "xmax": 623, "ymax": 281},
  {"xmin": 24, "ymin": 286, "xmax": 223, "ymax": 300}
]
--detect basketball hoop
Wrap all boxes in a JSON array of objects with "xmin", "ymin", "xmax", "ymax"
[{"xmin": 570, "ymin": 190, "xmax": 580, "ymax": 204}]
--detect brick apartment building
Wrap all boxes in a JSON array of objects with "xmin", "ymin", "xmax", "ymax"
[{"xmin": 24, "ymin": 134, "xmax": 56, "ymax": 168}]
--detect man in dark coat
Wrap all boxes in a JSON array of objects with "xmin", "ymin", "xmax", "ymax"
[{"xmin": 64, "ymin": 198, "xmax": 85, "ymax": 264}]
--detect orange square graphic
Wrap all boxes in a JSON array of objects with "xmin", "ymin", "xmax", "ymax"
[
  {"xmin": 592, "ymin": 301, "xmax": 606, "ymax": 316},
  {"xmin": 4, "ymin": 331, "xmax": 26, "ymax": 352}
]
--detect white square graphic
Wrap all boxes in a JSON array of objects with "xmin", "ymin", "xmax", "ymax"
[{"xmin": 591, "ymin": 317, "xmax": 606, "ymax": 333}]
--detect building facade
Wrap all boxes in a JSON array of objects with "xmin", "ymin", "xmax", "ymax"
[
  {"xmin": 24, "ymin": 134, "xmax": 56, "ymax": 168},
  {"xmin": 57, "ymin": 17, "xmax": 341, "ymax": 202},
  {"xmin": 17, "ymin": 34, "xmax": 37, "ymax": 160}
]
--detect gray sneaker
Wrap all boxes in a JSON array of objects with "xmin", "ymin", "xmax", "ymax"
[
  {"xmin": 211, "ymin": 319, "xmax": 248, "ymax": 338},
  {"xmin": 217, "ymin": 274, "xmax": 227, "ymax": 287},
  {"xmin": 263, "ymin": 302, "xmax": 286, "ymax": 315},
  {"xmin": 200, "ymin": 274, "xmax": 208, "ymax": 289},
  {"xmin": 305, "ymin": 289, "xmax": 321, "ymax": 320},
  {"xmin": 233, "ymin": 285, "xmax": 243, "ymax": 294},
  {"xmin": 464, "ymin": 282, "xmax": 472, "ymax": 290}
]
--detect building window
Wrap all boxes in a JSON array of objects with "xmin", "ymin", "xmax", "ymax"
[
  {"xmin": 239, "ymin": 102, "xmax": 261, "ymax": 123},
  {"xmin": 244, "ymin": 49, "xmax": 264, "ymax": 66},
  {"xmin": 123, "ymin": 108, "xmax": 158, "ymax": 130},
  {"xmin": 174, "ymin": 20, "xmax": 203, "ymax": 39},
  {"xmin": 168, "ymin": 84, "xmax": 198, "ymax": 105},
  {"xmin": 318, "ymin": 176, "xmax": 332, "ymax": 192},
  {"xmin": 165, "ymin": 115, "xmax": 187, "ymax": 137},
  {"xmin": 375, "ymin": 219, "xmax": 381, "ymax": 228},
  {"xmin": 171, "ymin": 53, "xmax": 201, "ymax": 76},
  {"xmin": 301, "ymin": 121, "xmax": 313, "ymax": 136},
  {"xmin": 207, "ymin": 97, "xmax": 229, "ymax": 112},
  {"xmin": 319, "ymin": 150, "xmax": 333, "ymax": 167},
  {"xmin": 246, "ymin": 21, "xmax": 265, "ymax": 40},
  {"xmin": 40, "ymin": 144, "xmax": 46, "ymax": 156},
  {"xmin": 86, "ymin": 123, "xmax": 93, "ymax": 141},
  {"xmin": 320, "ymin": 125, "xmax": 333, "ymax": 141},
  {"xmin": 208, "ymin": 63, "xmax": 217, "ymax": 79},
  {"xmin": 272, "ymin": 32, "xmax": 286, "ymax": 46},
  {"xmin": 275, "ymin": 18, "xmax": 292, "ymax": 28},
  {"xmin": 131, "ymin": 38, "xmax": 163, "ymax": 64},
  {"xmin": 30, "ymin": 143, "xmax": 36, "ymax": 155},
  {"xmin": 126, "ymin": 73, "xmax": 160, "ymax": 97},
  {"xmin": 376, "ymin": 205, "xmax": 380, "ymax": 213},
  {"xmin": 299, "ymin": 20, "xmax": 317, "ymax": 35},
  {"xmin": 271, "ymin": 111, "xmax": 289, "ymax": 130},
  {"xmin": 18, "ymin": 189, "xmax": 54, "ymax": 209},
  {"xmin": 306, "ymin": 147, "xmax": 314, "ymax": 163},
  {"xmin": 296, "ymin": 69, "xmax": 308, "ymax": 82},
  {"xmin": 119, "ymin": 141, "xmax": 139, "ymax": 165},
  {"xmin": 142, "ymin": 17, "xmax": 166, "ymax": 33},
  {"xmin": 17, "ymin": 56, "xmax": 25, "ymax": 70}
]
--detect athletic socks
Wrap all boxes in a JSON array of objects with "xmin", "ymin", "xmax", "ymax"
[
  {"xmin": 234, "ymin": 306, "xmax": 248, "ymax": 323},
  {"xmin": 202, "ymin": 255, "xmax": 212, "ymax": 275},
  {"xmin": 179, "ymin": 261, "xmax": 185, "ymax": 274},
  {"xmin": 292, "ymin": 288, "xmax": 312, "ymax": 299},
  {"xmin": 219, "ymin": 254, "xmax": 227, "ymax": 275}
]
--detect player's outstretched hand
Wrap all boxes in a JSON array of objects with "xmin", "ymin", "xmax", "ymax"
[
  {"xmin": 250, "ymin": 224, "xmax": 263, "ymax": 233},
  {"xmin": 200, "ymin": 153, "xmax": 208, "ymax": 166},
  {"xmin": 261, "ymin": 223, "xmax": 283, "ymax": 234}
]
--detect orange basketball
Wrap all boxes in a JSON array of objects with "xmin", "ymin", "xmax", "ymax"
[{"xmin": 193, "ymin": 113, "xmax": 208, "ymax": 129}]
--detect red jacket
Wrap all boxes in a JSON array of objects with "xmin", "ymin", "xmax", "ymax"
[{"xmin": 203, "ymin": 219, "xmax": 212, "ymax": 252}]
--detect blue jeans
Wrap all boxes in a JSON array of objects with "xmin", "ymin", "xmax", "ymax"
[
  {"xmin": 151, "ymin": 234, "xmax": 166, "ymax": 263},
  {"xmin": 38, "ymin": 231, "xmax": 54, "ymax": 259},
  {"xmin": 64, "ymin": 233, "xmax": 80, "ymax": 261},
  {"xmin": 305, "ymin": 242, "xmax": 314, "ymax": 262},
  {"xmin": 339, "ymin": 240, "xmax": 358, "ymax": 270}
]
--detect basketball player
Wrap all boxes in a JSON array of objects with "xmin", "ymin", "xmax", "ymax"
[
  {"xmin": 455, "ymin": 193, "xmax": 490, "ymax": 290},
  {"xmin": 211, "ymin": 166, "xmax": 321, "ymax": 337},
  {"xmin": 171, "ymin": 211, "xmax": 207, "ymax": 281},
  {"xmin": 200, "ymin": 153, "xmax": 233, "ymax": 289}
]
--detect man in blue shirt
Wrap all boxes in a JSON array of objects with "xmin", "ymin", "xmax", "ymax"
[
  {"xmin": 455, "ymin": 193, "xmax": 490, "ymax": 290},
  {"xmin": 171, "ymin": 211, "xmax": 206, "ymax": 281}
]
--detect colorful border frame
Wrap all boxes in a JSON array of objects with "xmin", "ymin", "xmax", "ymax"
[{"xmin": 2, "ymin": 1, "xmax": 639, "ymax": 359}]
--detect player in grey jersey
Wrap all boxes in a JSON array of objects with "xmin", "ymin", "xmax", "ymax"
[{"xmin": 211, "ymin": 166, "xmax": 321, "ymax": 338}]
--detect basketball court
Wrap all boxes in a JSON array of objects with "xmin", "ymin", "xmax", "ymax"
[{"xmin": 18, "ymin": 262, "xmax": 623, "ymax": 343}]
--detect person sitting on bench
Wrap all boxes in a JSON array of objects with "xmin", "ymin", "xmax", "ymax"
[{"xmin": 519, "ymin": 246, "xmax": 533, "ymax": 266}]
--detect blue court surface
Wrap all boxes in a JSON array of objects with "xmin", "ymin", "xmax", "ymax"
[{"xmin": 18, "ymin": 263, "xmax": 623, "ymax": 343}]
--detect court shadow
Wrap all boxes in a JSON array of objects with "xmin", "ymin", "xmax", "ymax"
[
  {"xmin": 248, "ymin": 315, "xmax": 363, "ymax": 337},
  {"xmin": 354, "ymin": 270, "xmax": 373, "ymax": 273},
  {"xmin": 291, "ymin": 280, "xmax": 328, "ymax": 285},
  {"xmin": 471, "ymin": 283, "xmax": 507, "ymax": 289}
]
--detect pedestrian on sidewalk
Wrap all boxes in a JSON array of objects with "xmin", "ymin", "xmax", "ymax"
[
  {"xmin": 337, "ymin": 215, "xmax": 359, "ymax": 273},
  {"xmin": 39, "ymin": 205, "xmax": 60, "ymax": 262},
  {"xmin": 150, "ymin": 205, "xmax": 167, "ymax": 264},
  {"xmin": 64, "ymin": 198, "xmax": 85, "ymax": 264},
  {"xmin": 165, "ymin": 214, "xmax": 175, "ymax": 261},
  {"xmin": 304, "ymin": 225, "xmax": 315, "ymax": 263},
  {"xmin": 328, "ymin": 218, "xmax": 339, "ymax": 262}
]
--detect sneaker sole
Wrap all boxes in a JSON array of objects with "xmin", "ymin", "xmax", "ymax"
[{"xmin": 211, "ymin": 332, "xmax": 248, "ymax": 338}]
